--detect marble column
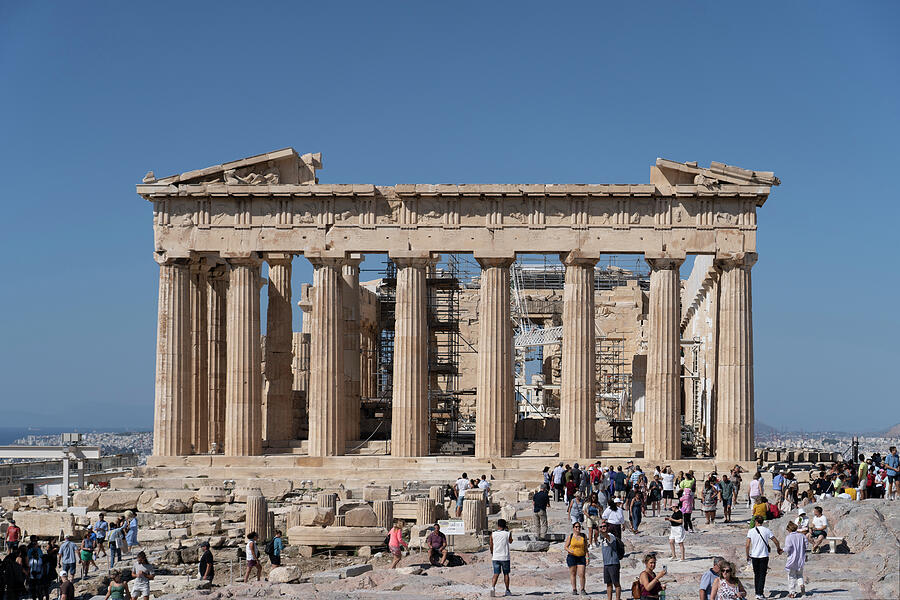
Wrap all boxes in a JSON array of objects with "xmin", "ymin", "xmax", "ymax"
[
  {"xmin": 207, "ymin": 266, "xmax": 227, "ymax": 453},
  {"xmin": 475, "ymin": 257, "xmax": 515, "ymax": 459},
  {"xmin": 715, "ymin": 253, "xmax": 756, "ymax": 462},
  {"xmin": 224, "ymin": 256, "xmax": 263, "ymax": 456},
  {"xmin": 264, "ymin": 254, "xmax": 294, "ymax": 444},
  {"xmin": 307, "ymin": 256, "xmax": 345, "ymax": 457},
  {"xmin": 190, "ymin": 259, "xmax": 210, "ymax": 454},
  {"xmin": 153, "ymin": 258, "xmax": 191, "ymax": 457},
  {"xmin": 342, "ymin": 257, "xmax": 363, "ymax": 442},
  {"xmin": 644, "ymin": 255, "xmax": 684, "ymax": 461},
  {"xmin": 559, "ymin": 252, "xmax": 599, "ymax": 460},
  {"xmin": 391, "ymin": 255, "xmax": 431, "ymax": 457}
]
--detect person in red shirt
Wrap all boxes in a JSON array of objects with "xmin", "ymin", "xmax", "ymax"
[{"xmin": 6, "ymin": 519, "xmax": 21, "ymax": 552}]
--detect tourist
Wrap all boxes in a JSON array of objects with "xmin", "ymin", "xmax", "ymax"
[
  {"xmin": 107, "ymin": 519, "xmax": 125, "ymax": 569},
  {"xmin": 661, "ymin": 467, "xmax": 675, "ymax": 510},
  {"xmin": 568, "ymin": 491, "xmax": 585, "ymax": 525},
  {"xmin": 43, "ymin": 539, "xmax": 58, "ymax": 596},
  {"xmin": 130, "ymin": 551, "xmax": 154, "ymax": 600},
  {"xmin": 628, "ymin": 483, "xmax": 645, "ymax": 533},
  {"xmin": 93, "ymin": 513, "xmax": 109, "ymax": 558},
  {"xmin": 243, "ymin": 532, "xmax": 261, "ymax": 582},
  {"xmin": 795, "ymin": 507, "xmax": 810, "ymax": 535},
  {"xmin": 772, "ymin": 470, "xmax": 785, "ymax": 505},
  {"xmin": 388, "ymin": 519, "xmax": 407, "ymax": 569},
  {"xmin": 564, "ymin": 521, "xmax": 589, "ymax": 596},
  {"xmin": 6, "ymin": 518, "xmax": 21, "ymax": 553},
  {"xmin": 542, "ymin": 466, "xmax": 551, "ymax": 489},
  {"xmin": 270, "ymin": 530, "xmax": 283, "ymax": 566},
  {"xmin": 425, "ymin": 523, "xmax": 449, "ymax": 566},
  {"xmin": 613, "ymin": 466, "xmax": 627, "ymax": 499},
  {"xmin": 809, "ymin": 506, "xmax": 829, "ymax": 553},
  {"xmin": 585, "ymin": 492, "xmax": 602, "ymax": 547},
  {"xmin": 784, "ymin": 521, "xmax": 806, "ymax": 598},
  {"xmin": 590, "ymin": 462, "xmax": 603, "ymax": 494},
  {"xmin": 701, "ymin": 479, "xmax": 719, "ymax": 525},
  {"xmin": 596, "ymin": 520, "xmax": 621, "ymax": 600},
  {"xmin": 681, "ymin": 470, "xmax": 697, "ymax": 493},
  {"xmin": 58, "ymin": 535, "xmax": 77, "ymax": 580},
  {"xmin": 666, "ymin": 502, "xmax": 686, "ymax": 561},
  {"xmin": 680, "ymin": 487, "xmax": 695, "ymax": 532},
  {"xmin": 637, "ymin": 553, "xmax": 666, "ymax": 600},
  {"xmin": 532, "ymin": 483, "xmax": 550, "ymax": 540},
  {"xmin": 79, "ymin": 531, "xmax": 97, "ymax": 578},
  {"xmin": 884, "ymin": 446, "xmax": 899, "ymax": 500},
  {"xmin": 709, "ymin": 561, "xmax": 748, "ymax": 600},
  {"xmin": 124, "ymin": 511, "xmax": 139, "ymax": 552},
  {"xmin": 104, "ymin": 569, "xmax": 129, "ymax": 600},
  {"xmin": 602, "ymin": 498, "xmax": 626, "ymax": 541},
  {"xmin": 731, "ymin": 465, "xmax": 744, "ymax": 500},
  {"xmin": 746, "ymin": 515, "xmax": 782, "ymax": 600},
  {"xmin": 58, "ymin": 571, "xmax": 75, "ymax": 600},
  {"xmin": 565, "ymin": 468, "xmax": 578, "ymax": 504},
  {"xmin": 479, "ymin": 474, "xmax": 492, "ymax": 504},
  {"xmin": 751, "ymin": 496, "xmax": 768, "ymax": 525},
  {"xmin": 857, "ymin": 454, "xmax": 869, "ymax": 501},
  {"xmin": 749, "ymin": 472, "xmax": 764, "ymax": 507},
  {"xmin": 3, "ymin": 548, "xmax": 25, "ymax": 599},
  {"xmin": 810, "ymin": 471, "xmax": 828, "ymax": 500},
  {"xmin": 720, "ymin": 474, "xmax": 735, "ymax": 523},
  {"xmin": 630, "ymin": 465, "xmax": 644, "ymax": 490},
  {"xmin": 698, "ymin": 556, "xmax": 723, "ymax": 600},
  {"xmin": 647, "ymin": 474, "xmax": 662, "ymax": 517},
  {"xmin": 552, "ymin": 462, "xmax": 565, "ymax": 502},
  {"xmin": 455, "ymin": 472, "xmax": 470, "ymax": 517},
  {"xmin": 26, "ymin": 536, "xmax": 45, "ymax": 600},
  {"xmin": 198, "ymin": 541, "xmax": 214, "ymax": 582},
  {"xmin": 489, "ymin": 518, "xmax": 513, "ymax": 597}
]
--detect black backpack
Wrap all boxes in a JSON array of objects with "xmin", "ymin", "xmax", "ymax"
[
  {"xmin": 264, "ymin": 540, "xmax": 275, "ymax": 557},
  {"xmin": 614, "ymin": 535, "xmax": 626, "ymax": 560}
]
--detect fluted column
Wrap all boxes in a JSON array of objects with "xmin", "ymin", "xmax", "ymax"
[
  {"xmin": 644, "ymin": 255, "xmax": 684, "ymax": 461},
  {"xmin": 559, "ymin": 253, "xmax": 599, "ymax": 460},
  {"xmin": 342, "ymin": 256, "xmax": 363, "ymax": 442},
  {"xmin": 264, "ymin": 254, "xmax": 294, "ymax": 444},
  {"xmin": 190, "ymin": 259, "xmax": 210, "ymax": 454},
  {"xmin": 307, "ymin": 256, "xmax": 345, "ymax": 456},
  {"xmin": 715, "ymin": 253, "xmax": 756, "ymax": 462},
  {"xmin": 207, "ymin": 266, "xmax": 227, "ymax": 453},
  {"xmin": 153, "ymin": 258, "xmax": 191, "ymax": 457},
  {"xmin": 391, "ymin": 255, "xmax": 431, "ymax": 457},
  {"xmin": 224, "ymin": 256, "xmax": 263, "ymax": 456},
  {"xmin": 475, "ymin": 256, "xmax": 515, "ymax": 458}
]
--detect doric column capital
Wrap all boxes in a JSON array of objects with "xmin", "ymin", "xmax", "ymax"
[
  {"xmin": 222, "ymin": 252, "xmax": 263, "ymax": 267},
  {"xmin": 189, "ymin": 255, "xmax": 214, "ymax": 276},
  {"xmin": 305, "ymin": 251, "xmax": 346, "ymax": 269},
  {"xmin": 561, "ymin": 250, "xmax": 601, "ymax": 267},
  {"xmin": 715, "ymin": 252, "xmax": 758, "ymax": 270},
  {"xmin": 645, "ymin": 252, "xmax": 685, "ymax": 270},
  {"xmin": 475, "ymin": 254, "xmax": 515, "ymax": 269},
  {"xmin": 153, "ymin": 252, "xmax": 190, "ymax": 267},
  {"xmin": 265, "ymin": 252, "xmax": 294, "ymax": 266},
  {"xmin": 389, "ymin": 251, "xmax": 437, "ymax": 269}
]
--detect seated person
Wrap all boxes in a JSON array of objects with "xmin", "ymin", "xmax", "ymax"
[
  {"xmin": 425, "ymin": 523, "xmax": 448, "ymax": 566},
  {"xmin": 809, "ymin": 506, "xmax": 829, "ymax": 552}
]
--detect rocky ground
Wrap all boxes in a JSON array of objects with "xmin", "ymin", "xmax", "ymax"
[{"xmin": 152, "ymin": 495, "xmax": 899, "ymax": 600}]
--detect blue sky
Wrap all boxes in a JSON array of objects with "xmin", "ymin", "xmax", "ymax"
[{"xmin": 0, "ymin": 2, "xmax": 897, "ymax": 431}]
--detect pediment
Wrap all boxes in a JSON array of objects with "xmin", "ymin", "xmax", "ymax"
[
  {"xmin": 654, "ymin": 158, "xmax": 780, "ymax": 188},
  {"xmin": 142, "ymin": 148, "xmax": 322, "ymax": 186}
]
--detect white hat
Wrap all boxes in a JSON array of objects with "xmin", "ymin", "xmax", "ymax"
[
  {"xmin": 614, "ymin": 497, "xmax": 623, "ymax": 503},
  {"xmin": 798, "ymin": 508, "xmax": 806, "ymax": 515}
]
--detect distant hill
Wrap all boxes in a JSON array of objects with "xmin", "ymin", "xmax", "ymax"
[
  {"xmin": 883, "ymin": 423, "xmax": 900, "ymax": 437},
  {"xmin": 756, "ymin": 421, "xmax": 776, "ymax": 435}
]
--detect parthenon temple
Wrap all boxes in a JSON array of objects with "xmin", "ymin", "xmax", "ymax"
[{"xmin": 138, "ymin": 148, "xmax": 778, "ymax": 470}]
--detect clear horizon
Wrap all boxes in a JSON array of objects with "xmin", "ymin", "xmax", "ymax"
[{"xmin": 1, "ymin": 2, "xmax": 897, "ymax": 431}]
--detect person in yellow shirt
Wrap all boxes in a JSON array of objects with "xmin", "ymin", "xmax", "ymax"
[
  {"xmin": 564, "ymin": 522, "xmax": 590, "ymax": 595},
  {"xmin": 752, "ymin": 496, "xmax": 768, "ymax": 525}
]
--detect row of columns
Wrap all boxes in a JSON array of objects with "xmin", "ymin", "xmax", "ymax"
[{"xmin": 154, "ymin": 250, "xmax": 755, "ymax": 463}]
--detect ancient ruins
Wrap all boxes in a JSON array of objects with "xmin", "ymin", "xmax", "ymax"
[{"xmin": 136, "ymin": 148, "xmax": 779, "ymax": 472}]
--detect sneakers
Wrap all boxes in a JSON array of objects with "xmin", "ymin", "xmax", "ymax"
[
  {"xmin": 504, "ymin": 591, "xmax": 513, "ymax": 597},
  {"xmin": 580, "ymin": 591, "xmax": 589, "ymax": 596}
]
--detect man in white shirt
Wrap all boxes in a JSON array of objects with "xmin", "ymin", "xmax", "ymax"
[
  {"xmin": 809, "ymin": 506, "xmax": 829, "ymax": 552},
  {"xmin": 661, "ymin": 468, "xmax": 675, "ymax": 510},
  {"xmin": 746, "ymin": 515, "xmax": 783, "ymax": 600},
  {"xmin": 478, "ymin": 474, "xmax": 492, "ymax": 503},
  {"xmin": 455, "ymin": 472, "xmax": 470, "ymax": 517},
  {"xmin": 552, "ymin": 463, "xmax": 565, "ymax": 502},
  {"xmin": 489, "ymin": 519, "xmax": 513, "ymax": 597}
]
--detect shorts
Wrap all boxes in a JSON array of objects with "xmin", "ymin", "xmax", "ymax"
[
  {"xmin": 566, "ymin": 554, "xmax": 586, "ymax": 567},
  {"xmin": 80, "ymin": 550, "xmax": 93, "ymax": 562},
  {"xmin": 132, "ymin": 581, "xmax": 151, "ymax": 597},
  {"xmin": 270, "ymin": 554, "xmax": 281, "ymax": 566},
  {"xmin": 722, "ymin": 498, "xmax": 732, "ymax": 508},
  {"xmin": 888, "ymin": 475, "xmax": 899, "ymax": 484},
  {"xmin": 662, "ymin": 490, "xmax": 674, "ymax": 499},
  {"xmin": 669, "ymin": 526, "xmax": 686, "ymax": 543},
  {"xmin": 389, "ymin": 544, "xmax": 403, "ymax": 558},
  {"xmin": 247, "ymin": 559, "xmax": 258, "ymax": 568},
  {"xmin": 492, "ymin": 559, "xmax": 511, "ymax": 574},
  {"xmin": 62, "ymin": 562, "xmax": 76, "ymax": 575},
  {"xmin": 585, "ymin": 515, "xmax": 600, "ymax": 528},
  {"xmin": 603, "ymin": 563, "xmax": 621, "ymax": 585},
  {"xmin": 811, "ymin": 529, "xmax": 826, "ymax": 538},
  {"xmin": 456, "ymin": 496, "xmax": 465, "ymax": 507}
]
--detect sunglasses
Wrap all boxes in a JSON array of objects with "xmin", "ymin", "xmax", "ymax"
[
  {"xmin": 573, "ymin": 525, "xmax": 582, "ymax": 528},
  {"xmin": 723, "ymin": 569, "xmax": 732, "ymax": 573}
]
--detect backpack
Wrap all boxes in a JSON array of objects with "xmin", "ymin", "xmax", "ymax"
[
  {"xmin": 631, "ymin": 577, "xmax": 642, "ymax": 599},
  {"xmin": 28, "ymin": 555, "xmax": 43, "ymax": 578},
  {"xmin": 614, "ymin": 535, "xmax": 626, "ymax": 560},
  {"xmin": 264, "ymin": 540, "xmax": 275, "ymax": 556}
]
